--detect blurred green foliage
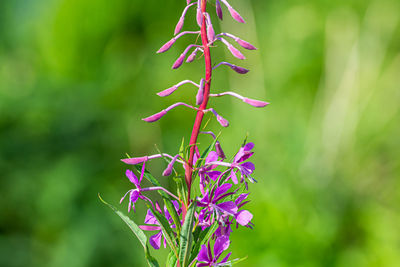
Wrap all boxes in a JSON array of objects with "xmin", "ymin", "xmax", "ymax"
[{"xmin": 1, "ymin": 0, "xmax": 399, "ymax": 266}]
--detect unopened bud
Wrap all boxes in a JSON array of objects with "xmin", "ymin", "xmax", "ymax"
[
  {"xmin": 243, "ymin": 98, "xmax": 269, "ymax": 107},
  {"xmin": 121, "ymin": 156, "xmax": 149, "ymax": 165},
  {"xmin": 157, "ymin": 38, "xmax": 176, "ymax": 53},
  {"xmin": 142, "ymin": 110, "xmax": 167, "ymax": 122}
]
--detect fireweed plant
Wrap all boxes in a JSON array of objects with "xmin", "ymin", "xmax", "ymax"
[{"xmin": 99, "ymin": 0, "xmax": 269, "ymax": 266}]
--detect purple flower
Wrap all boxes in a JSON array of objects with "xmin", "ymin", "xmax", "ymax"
[
  {"xmin": 197, "ymin": 236, "xmax": 232, "ymax": 267},
  {"xmin": 234, "ymin": 193, "xmax": 253, "ymax": 227},
  {"xmin": 120, "ymin": 163, "xmax": 146, "ymax": 212},
  {"xmin": 228, "ymin": 142, "xmax": 256, "ymax": 186},
  {"xmin": 195, "ymin": 150, "xmax": 222, "ymax": 194},
  {"xmin": 197, "ymin": 183, "xmax": 237, "ymax": 227},
  {"xmin": 139, "ymin": 201, "xmax": 181, "ymax": 249}
]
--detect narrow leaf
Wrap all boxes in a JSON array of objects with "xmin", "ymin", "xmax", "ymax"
[
  {"xmin": 146, "ymin": 203, "xmax": 179, "ymax": 258},
  {"xmin": 167, "ymin": 251, "xmax": 178, "ymax": 267},
  {"xmin": 189, "ymin": 222, "xmax": 219, "ymax": 263},
  {"xmin": 98, "ymin": 194, "xmax": 160, "ymax": 267},
  {"xmin": 179, "ymin": 202, "xmax": 196, "ymax": 266}
]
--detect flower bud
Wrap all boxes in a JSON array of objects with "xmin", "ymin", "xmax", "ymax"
[
  {"xmin": 227, "ymin": 44, "xmax": 245, "ymax": 60},
  {"xmin": 121, "ymin": 156, "xmax": 149, "ymax": 165},
  {"xmin": 228, "ymin": 6, "xmax": 245, "ymax": 23},
  {"xmin": 174, "ymin": 17, "xmax": 184, "ymax": 35},
  {"xmin": 230, "ymin": 64, "xmax": 249, "ymax": 74},
  {"xmin": 196, "ymin": 79, "xmax": 205, "ymax": 105},
  {"xmin": 243, "ymin": 98, "xmax": 269, "ymax": 107},
  {"xmin": 172, "ymin": 53, "xmax": 186, "ymax": 69},
  {"xmin": 216, "ymin": 0, "xmax": 223, "ymax": 20},
  {"xmin": 157, "ymin": 38, "xmax": 176, "ymax": 53},
  {"xmin": 186, "ymin": 48, "xmax": 199, "ymax": 63},
  {"xmin": 236, "ymin": 39, "xmax": 257, "ymax": 50},
  {"xmin": 142, "ymin": 110, "xmax": 167, "ymax": 122},
  {"xmin": 217, "ymin": 115, "xmax": 229, "ymax": 127},
  {"xmin": 215, "ymin": 141, "xmax": 226, "ymax": 159},
  {"xmin": 196, "ymin": 7, "xmax": 203, "ymax": 27},
  {"xmin": 157, "ymin": 86, "xmax": 178, "ymax": 97},
  {"xmin": 162, "ymin": 155, "xmax": 179, "ymax": 176}
]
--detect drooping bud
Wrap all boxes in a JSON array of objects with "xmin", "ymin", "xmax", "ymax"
[
  {"xmin": 213, "ymin": 62, "xmax": 249, "ymax": 74},
  {"xmin": 217, "ymin": 115, "xmax": 229, "ymax": 127},
  {"xmin": 228, "ymin": 6, "xmax": 245, "ymax": 23},
  {"xmin": 142, "ymin": 110, "xmax": 167, "ymax": 122},
  {"xmin": 157, "ymin": 86, "xmax": 178, "ymax": 97},
  {"xmin": 207, "ymin": 108, "xmax": 230, "ymax": 127},
  {"xmin": 121, "ymin": 156, "xmax": 149, "ymax": 165},
  {"xmin": 174, "ymin": 2, "xmax": 196, "ymax": 35},
  {"xmin": 174, "ymin": 17, "xmax": 184, "ymax": 36},
  {"xmin": 230, "ymin": 64, "xmax": 249, "ymax": 74},
  {"xmin": 172, "ymin": 53, "xmax": 186, "ymax": 69},
  {"xmin": 216, "ymin": 0, "xmax": 223, "ymax": 20},
  {"xmin": 186, "ymin": 48, "xmax": 199, "ymax": 63},
  {"xmin": 196, "ymin": 78, "xmax": 205, "ymax": 105},
  {"xmin": 220, "ymin": 0, "xmax": 246, "ymax": 23},
  {"xmin": 243, "ymin": 98, "xmax": 269, "ymax": 107},
  {"xmin": 215, "ymin": 141, "xmax": 226, "ymax": 159},
  {"xmin": 157, "ymin": 38, "xmax": 176, "ymax": 53},
  {"xmin": 227, "ymin": 43, "xmax": 245, "ymax": 59},
  {"xmin": 162, "ymin": 154, "xmax": 179, "ymax": 176},
  {"xmin": 236, "ymin": 39, "xmax": 257, "ymax": 50}
]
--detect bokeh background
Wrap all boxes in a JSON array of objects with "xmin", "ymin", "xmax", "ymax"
[{"xmin": 1, "ymin": 0, "xmax": 399, "ymax": 266}]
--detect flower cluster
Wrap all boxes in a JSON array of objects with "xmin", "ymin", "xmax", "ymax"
[{"xmin": 102, "ymin": 1, "xmax": 269, "ymax": 266}]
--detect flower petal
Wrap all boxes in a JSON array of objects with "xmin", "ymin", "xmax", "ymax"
[
  {"xmin": 149, "ymin": 231, "xmax": 162, "ymax": 250},
  {"xmin": 214, "ymin": 236, "xmax": 230, "ymax": 259},
  {"xmin": 197, "ymin": 244, "xmax": 211, "ymax": 262},
  {"xmin": 236, "ymin": 210, "xmax": 253, "ymax": 226},
  {"xmin": 125, "ymin": 169, "xmax": 139, "ymax": 185}
]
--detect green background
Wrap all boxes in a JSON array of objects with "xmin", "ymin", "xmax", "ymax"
[{"xmin": 1, "ymin": 0, "xmax": 399, "ymax": 266}]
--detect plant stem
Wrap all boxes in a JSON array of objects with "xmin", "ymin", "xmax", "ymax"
[{"xmin": 185, "ymin": 0, "xmax": 212, "ymax": 203}]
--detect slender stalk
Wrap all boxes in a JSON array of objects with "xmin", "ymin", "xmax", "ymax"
[{"xmin": 185, "ymin": 0, "xmax": 212, "ymax": 203}]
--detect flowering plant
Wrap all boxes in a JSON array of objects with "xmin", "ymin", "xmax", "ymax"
[{"xmin": 100, "ymin": 0, "xmax": 269, "ymax": 266}]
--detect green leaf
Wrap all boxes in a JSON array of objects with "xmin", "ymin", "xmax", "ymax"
[
  {"xmin": 98, "ymin": 194, "xmax": 159, "ymax": 267},
  {"xmin": 189, "ymin": 222, "xmax": 219, "ymax": 263},
  {"xmin": 179, "ymin": 202, "xmax": 196, "ymax": 267},
  {"xmin": 163, "ymin": 198, "xmax": 182, "ymax": 238},
  {"xmin": 146, "ymin": 203, "xmax": 179, "ymax": 258},
  {"xmin": 166, "ymin": 251, "xmax": 178, "ymax": 267}
]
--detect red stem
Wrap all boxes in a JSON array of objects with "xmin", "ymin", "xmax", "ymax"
[{"xmin": 185, "ymin": 0, "xmax": 211, "ymax": 203}]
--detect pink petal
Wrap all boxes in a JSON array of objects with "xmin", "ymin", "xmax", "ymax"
[
  {"xmin": 216, "ymin": 0, "xmax": 223, "ymax": 20},
  {"xmin": 236, "ymin": 210, "xmax": 253, "ymax": 226},
  {"xmin": 142, "ymin": 110, "xmax": 167, "ymax": 122}
]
